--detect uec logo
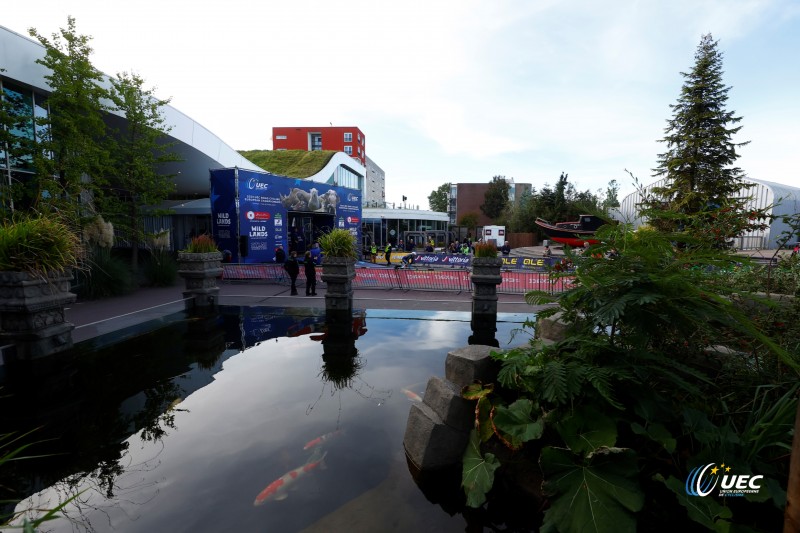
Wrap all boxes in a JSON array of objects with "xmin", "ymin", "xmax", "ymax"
[
  {"xmin": 685, "ymin": 463, "xmax": 763, "ymax": 497},
  {"xmin": 247, "ymin": 178, "xmax": 269, "ymax": 190}
]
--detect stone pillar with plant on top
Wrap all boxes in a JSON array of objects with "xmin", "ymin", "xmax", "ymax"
[
  {"xmin": 469, "ymin": 242, "xmax": 503, "ymax": 347},
  {"xmin": 0, "ymin": 216, "xmax": 81, "ymax": 361},
  {"xmin": 317, "ymin": 229, "xmax": 358, "ymax": 322},
  {"xmin": 177, "ymin": 234, "xmax": 223, "ymax": 309}
]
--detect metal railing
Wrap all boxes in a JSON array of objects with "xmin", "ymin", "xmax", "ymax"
[{"xmin": 222, "ymin": 264, "xmax": 571, "ymax": 295}]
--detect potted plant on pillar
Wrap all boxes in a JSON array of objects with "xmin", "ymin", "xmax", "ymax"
[
  {"xmin": 317, "ymin": 228, "xmax": 358, "ymax": 318},
  {"xmin": 470, "ymin": 241, "xmax": 502, "ymax": 346},
  {"xmin": 0, "ymin": 216, "xmax": 82, "ymax": 360},
  {"xmin": 177, "ymin": 234, "xmax": 223, "ymax": 308}
]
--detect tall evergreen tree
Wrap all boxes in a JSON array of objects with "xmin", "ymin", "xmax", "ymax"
[
  {"xmin": 29, "ymin": 17, "xmax": 110, "ymax": 216},
  {"xmin": 650, "ymin": 33, "xmax": 748, "ymax": 217},
  {"xmin": 428, "ymin": 182, "xmax": 450, "ymax": 212},
  {"xmin": 100, "ymin": 71, "xmax": 181, "ymax": 271},
  {"xmin": 481, "ymin": 175, "xmax": 509, "ymax": 221}
]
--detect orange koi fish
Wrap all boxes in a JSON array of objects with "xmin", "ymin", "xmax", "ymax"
[
  {"xmin": 253, "ymin": 451, "xmax": 327, "ymax": 506},
  {"xmin": 401, "ymin": 387, "xmax": 423, "ymax": 402},
  {"xmin": 303, "ymin": 429, "xmax": 342, "ymax": 451}
]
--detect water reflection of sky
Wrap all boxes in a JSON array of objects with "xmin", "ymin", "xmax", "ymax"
[{"xmin": 12, "ymin": 308, "xmax": 533, "ymax": 532}]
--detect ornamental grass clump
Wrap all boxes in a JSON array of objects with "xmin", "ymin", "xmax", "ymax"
[
  {"xmin": 0, "ymin": 216, "xmax": 81, "ymax": 275},
  {"xmin": 473, "ymin": 242, "xmax": 498, "ymax": 258},
  {"xmin": 317, "ymin": 228, "xmax": 358, "ymax": 259},
  {"xmin": 184, "ymin": 234, "xmax": 219, "ymax": 253}
]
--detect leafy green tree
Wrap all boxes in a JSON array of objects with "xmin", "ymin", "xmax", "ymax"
[
  {"xmin": 459, "ymin": 211, "xmax": 480, "ymax": 239},
  {"xmin": 602, "ymin": 179, "xmax": 620, "ymax": 210},
  {"xmin": 99, "ymin": 71, "xmax": 181, "ymax": 272},
  {"xmin": 480, "ymin": 175, "xmax": 509, "ymax": 221},
  {"xmin": 427, "ymin": 182, "xmax": 450, "ymax": 212},
  {"xmin": 28, "ymin": 16, "xmax": 110, "ymax": 217},
  {"xmin": 645, "ymin": 34, "xmax": 763, "ymax": 246}
]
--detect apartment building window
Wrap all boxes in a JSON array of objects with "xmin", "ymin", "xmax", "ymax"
[
  {"xmin": 344, "ymin": 132, "xmax": 353, "ymax": 142},
  {"xmin": 275, "ymin": 135, "xmax": 287, "ymax": 140},
  {"xmin": 310, "ymin": 133, "xmax": 322, "ymax": 151},
  {"xmin": 344, "ymin": 145, "xmax": 352, "ymax": 155}
]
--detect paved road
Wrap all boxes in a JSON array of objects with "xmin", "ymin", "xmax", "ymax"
[{"xmin": 66, "ymin": 281, "xmax": 542, "ymax": 343}]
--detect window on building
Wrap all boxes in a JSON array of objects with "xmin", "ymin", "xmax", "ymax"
[
  {"xmin": 275, "ymin": 135, "xmax": 287, "ymax": 140},
  {"xmin": 344, "ymin": 145, "xmax": 352, "ymax": 155},
  {"xmin": 344, "ymin": 132, "xmax": 352, "ymax": 142},
  {"xmin": 309, "ymin": 133, "xmax": 322, "ymax": 151}
]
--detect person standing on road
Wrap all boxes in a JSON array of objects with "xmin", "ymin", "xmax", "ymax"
[
  {"xmin": 384, "ymin": 242, "xmax": 393, "ymax": 266},
  {"xmin": 274, "ymin": 244, "xmax": 286, "ymax": 263},
  {"xmin": 284, "ymin": 251, "xmax": 300, "ymax": 295},
  {"xmin": 304, "ymin": 251, "xmax": 317, "ymax": 296}
]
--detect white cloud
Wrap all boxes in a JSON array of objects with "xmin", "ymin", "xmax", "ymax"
[{"xmin": 3, "ymin": 0, "xmax": 798, "ymax": 208}]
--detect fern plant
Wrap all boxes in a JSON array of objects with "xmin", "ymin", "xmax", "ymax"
[{"xmin": 461, "ymin": 222, "xmax": 799, "ymax": 532}]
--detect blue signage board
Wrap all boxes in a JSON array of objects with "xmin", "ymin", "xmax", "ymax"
[
  {"xmin": 209, "ymin": 167, "xmax": 238, "ymax": 260},
  {"xmin": 210, "ymin": 168, "xmax": 362, "ymax": 264}
]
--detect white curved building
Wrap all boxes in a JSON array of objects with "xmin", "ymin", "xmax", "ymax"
[
  {"xmin": 616, "ymin": 177, "xmax": 800, "ymax": 249},
  {"xmin": 1, "ymin": 25, "xmax": 366, "ymax": 200},
  {"xmin": 0, "ymin": 25, "xmax": 264, "ymax": 198}
]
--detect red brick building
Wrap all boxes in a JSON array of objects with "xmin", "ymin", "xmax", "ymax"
[
  {"xmin": 272, "ymin": 126, "xmax": 366, "ymax": 167},
  {"xmin": 449, "ymin": 181, "xmax": 532, "ymax": 226}
]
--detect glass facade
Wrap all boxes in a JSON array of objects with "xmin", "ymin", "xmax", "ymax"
[
  {"xmin": 361, "ymin": 216, "xmax": 448, "ymax": 248},
  {"xmin": 1, "ymin": 80, "xmax": 50, "ymax": 210}
]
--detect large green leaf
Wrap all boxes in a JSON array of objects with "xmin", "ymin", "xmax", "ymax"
[
  {"xmin": 655, "ymin": 474, "xmax": 732, "ymax": 531},
  {"xmin": 462, "ymin": 428, "xmax": 500, "ymax": 508},
  {"xmin": 556, "ymin": 407, "xmax": 617, "ymax": 456},
  {"xmin": 491, "ymin": 398, "xmax": 544, "ymax": 450},
  {"xmin": 541, "ymin": 446, "xmax": 644, "ymax": 533},
  {"xmin": 630, "ymin": 422, "xmax": 676, "ymax": 453},
  {"xmin": 461, "ymin": 381, "xmax": 494, "ymax": 401}
]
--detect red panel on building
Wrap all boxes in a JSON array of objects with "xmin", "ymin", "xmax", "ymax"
[{"xmin": 272, "ymin": 126, "xmax": 366, "ymax": 167}]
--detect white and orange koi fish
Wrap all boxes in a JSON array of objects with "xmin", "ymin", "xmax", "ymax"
[
  {"xmin": 303, "ymin": 429, "xmax": 342, "ymax": 451},
  {"xmin": 253, "ymin": 451, "xmax": 327, "ymax": 506},
  {"xmin": 401, "ymin": 387, "xmax": 423, "ymax": 402}
]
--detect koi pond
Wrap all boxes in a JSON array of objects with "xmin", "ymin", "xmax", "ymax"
[{"xmin": 1, "ymin": 306, "xmax": 537, "ymax": 532}]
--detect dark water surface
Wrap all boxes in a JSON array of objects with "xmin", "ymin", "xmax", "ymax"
[{"xmin": 1, "ymin": 306, "xmax": 534, "ymax": 532}]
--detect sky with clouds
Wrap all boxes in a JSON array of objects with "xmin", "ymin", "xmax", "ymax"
[{"xmin": 4, "ymin": 0, "xmax": 799, "ymax": 209}]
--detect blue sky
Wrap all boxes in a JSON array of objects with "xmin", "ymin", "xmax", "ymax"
[{"xmin": 5, "ymin": 1, "xmax": 799, "ymax": 209}]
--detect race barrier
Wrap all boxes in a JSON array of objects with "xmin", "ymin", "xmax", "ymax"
[
  {"xmin": 371, "ymin": 252, "xmax": 561, "ymax": 272},
  {"xmin": 222, "ymin": 262, "xmax": 571, "ymax": 295}
]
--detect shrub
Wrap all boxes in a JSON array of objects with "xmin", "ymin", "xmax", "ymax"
[
  {"xmin": 317, "ymin": 228, "xmax": 357, "ymax": 259},
  {"xmin": 183, "ymin": 234, "xmax": 218, "ymax": 253},
  {"xmin": 0, "ymin": 216, "xmax": 82, "ymax": 275},
  {"xmin": 73, "ymin": 248, "xmax": 133, "ymax": 299},
  {"xmin": 462, "ymin": 223, "xmax": 799, "ymax": 531},
  {"xmin": 473, "ymin": 242, "xmax": 498, "ymax": 258},
  {"xmin": 143, "ymin": 250, "xmax": 177, "ymax": 287}
]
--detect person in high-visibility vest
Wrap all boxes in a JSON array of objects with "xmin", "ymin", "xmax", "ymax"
[
  {"xmin": 370, "ymin": 244, "xmax": 377, "ymax": 263},
  {"xmin": 384, "ymin": 243, "xmax": 393, "ymax": 266}
]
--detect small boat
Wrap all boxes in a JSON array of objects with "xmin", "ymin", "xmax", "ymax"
[{"xmin": 535, "ymin": 215, "xmax": 607, "ymax": 247}]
